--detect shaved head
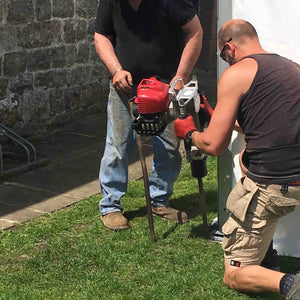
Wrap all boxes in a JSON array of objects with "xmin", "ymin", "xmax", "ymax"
[{"xmin": 218, "ymin": 19, "xmax": 258, "ymax": 48}]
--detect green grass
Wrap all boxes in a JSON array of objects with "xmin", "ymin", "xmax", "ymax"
[{"xmin": 0, "ymin": 157, "xmax": 298, "ymax": 299}]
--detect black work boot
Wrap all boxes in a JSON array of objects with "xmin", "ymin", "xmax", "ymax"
[{"xmin": 287, "ymin": 273, "xmax": 300, "ymax": 300}]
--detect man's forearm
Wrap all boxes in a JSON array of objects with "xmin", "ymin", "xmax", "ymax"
[
  {"xmin": 94, "ymin": 32, "xmax": 133, "ymax": 94},
  {"xmin": 190, "ymin": 129, "xmax": 230, "ymax": 157},
  {"xmin": 94, "ymin": 32, "xmax": 122, "ymax": 76},
  {"xmin": 190, "ymin": 131, "xmax": 215, "ymax": 156},
  {"xmin": 175, "ymin": 16, "xmax": 203, "ymax": 82}
]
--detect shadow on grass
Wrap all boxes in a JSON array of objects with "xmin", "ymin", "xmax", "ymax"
[
  {"xmin": 124, "ymin": 189, "xmax": 217, "ymax": 222},
  {"xmin": 162, "ymin": 223, "xmax": 180, "ymax": 239},
  {"xmin": 169, "ymin": 190, "xmax": 218, "ymax": 215},
  {"xmin": 124, "ymin": 206, "xmax": 147, "ymax": 221},
  {"xmin": 123, "ymin": 190, "xmax": 218, "ymax": 240},
  {"xmin": 189, "ymin": 223, "xmax": 209, "ymax": 239}
]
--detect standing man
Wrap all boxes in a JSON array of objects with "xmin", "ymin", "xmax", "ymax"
[
  {"xmin": 174, "ymin": 19, "xmax": 300, "ymax": 299},
  {"xmin": 94, "ymin": 0, "xmax": 203, "ymax": 230}
]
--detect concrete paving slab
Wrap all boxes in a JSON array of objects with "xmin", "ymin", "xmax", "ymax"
[
  {"xmin": 0, "ymin": 113, "xmax": 157, "ymax": 231},
  {"xmin": 52, "ymin": 146, "xmax": 102, "ymax": 167},
  {"xmin": 12, "ymin": 167, "xmax": 100, "ymax": 199},
  {"xmin": 128, "ymin": 152, "xmax": 154, "ymax": 181},
  {"xmin": 52, "ymin": 148, "xmax": 102, "ymax": 175},
  {"xmin": 0, "ymin": 202, "xmax": 44, "ymax": 226},
  {"xmin": 0, "ymin": 201, "xmax": 28, "ymax": 219},
  {"xmin": 0, "ymin": 182, "xmax": 58, "ymax": 209},
  {"xmin": 27, "ymin": 194, "xmax": 82, "ymax": 213},
  {"xmin": 63, "ymin": 180, "xmax": 100, "ymax": 198},
  {"xmin": 12, "ymin": 167, "xmax": 93, "ymax": 195},
  {"xmin": 0, "ymin": 182, "xmax": 81, "ymax": 215},
  {"xmin": 0, "ymin": 218, "xmax": 16, "ymax": 229},
  {"xmin": 35, "ymin": 134, "xmax": 103, "ymax": 163},
  {"xmin": 58, "ymin": 113, "xmax": 106, "ymax": 139}
]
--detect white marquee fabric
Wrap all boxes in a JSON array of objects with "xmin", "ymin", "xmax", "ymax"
[{"xmin": 232, "ymin": 0, "xmax": 300, "ymax": 64}]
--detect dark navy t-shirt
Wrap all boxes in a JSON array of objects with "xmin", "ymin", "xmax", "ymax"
[{"xmin": 95, "ymin": 0, "xmax": 196, "ymax": 84}]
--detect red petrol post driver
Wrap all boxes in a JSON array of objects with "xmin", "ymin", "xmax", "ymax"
[{"xmin": 131, "ymin": 76, "xmax": 213, "ymax": 241}]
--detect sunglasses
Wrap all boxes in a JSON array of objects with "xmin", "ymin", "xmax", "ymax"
[{"xmin": 220, "ymin": 38, "xmax": 232, "ymax": 61}]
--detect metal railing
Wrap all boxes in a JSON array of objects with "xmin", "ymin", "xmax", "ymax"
[{"xmin": 0, "ymin": 123, "xmax": 37, "ymax": 173}]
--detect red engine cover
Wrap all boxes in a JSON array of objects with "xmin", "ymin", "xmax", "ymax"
[{"xmin": 134, "ymin": 77, "xmax": 170, "ymax": 114}]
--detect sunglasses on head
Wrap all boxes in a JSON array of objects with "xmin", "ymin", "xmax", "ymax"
[{"xmin": 220, "ymin": 38, "xmax": 232, "ymax": 61}]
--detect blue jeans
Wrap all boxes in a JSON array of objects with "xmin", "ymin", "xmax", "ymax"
[{"xmin": 99, "ymin": 82, "xmax": 182, "ymax": 215}]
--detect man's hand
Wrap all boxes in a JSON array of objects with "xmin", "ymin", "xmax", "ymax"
[
  {"xmin": 94, "ymin": 33, "xmax": 133, "ymax": 94},
  {"xmin": 174, "ymin": 115, "xmax": 197, "ymax": 140},
  {"xmin": 112, "ymin": 69, "xmax": 133, "ymax": 94},
  {"xmin": 170, "ymin": 76, "xmax": 185, "ymax": 91}
]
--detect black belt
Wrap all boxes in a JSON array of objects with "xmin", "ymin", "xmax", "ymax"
[{"xmin": 280, "ymin": 179, "xmax": 300, "ymax": 193}]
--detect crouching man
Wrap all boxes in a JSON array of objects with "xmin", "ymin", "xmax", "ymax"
[{"xmin": 174, "ymin": 19, "xmax": 300, "ymax": 299}]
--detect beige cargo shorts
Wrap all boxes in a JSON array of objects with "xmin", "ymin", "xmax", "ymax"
[{"xmin": 222, "ymin": 176, "xmax": 300, "ymax": 267}]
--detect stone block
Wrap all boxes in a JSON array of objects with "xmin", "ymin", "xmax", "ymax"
[
  {"xmin": 76, "ymin": 0, "xmax": 98, "ymax": 18},
  {"xmin": 81, "ymin": 82, "xmax": 102, "ymax": 108},
  {"xmin": 76, "ymin": 42, "xmax": 90, "ymax": 64},
  {"xmin": 68, "ymin": 65, "xmax": 91, "ymax": 86},
  {"xmin": 53, "ymin": 0, "xmax": 74, "ymax": 18},
  {"xmin": 27, "ymin": 48, "xmax": 51, "ymax": 72},
  {"xmin": 91, "ymin": 63, "xmax": 107, "ymax": 80},
  {"xmin": 3, "ymin": 51, "xmax": 27, "ymax": 77},
  {"xmin": 64, "ymin": 86, "xmax": 81, "ymax": 110},
  {"xmin": 34, "ymin": 69, "xmax": 68, "ymax": 89},
  {"xmin": 0, "ymin": 1, "xmax": 3, "ymax": 23},
  {"xmin": 63, "ymin": 19, "xmax": 87, "ymax": 44},
  {"xmin": 0, "ymin": 96, "xmax": 19, "ymax": 126},
  {"xmin": 89, "ymin": 43, "xmax": 100, "ymax": 63},
  {"xmin": 84, "ymin": 79, "xmax": 108, "ymax": 111},
  {"xmin": 65, "ymin": 45, "xmax": 77, "ymax": 67},
  {"xmin": 36, "ymin": 0, "xmax": 52, "ymax": 21},
  {"xmin": 88, "ymin": 19, "xmax": 96, "ymax": 35},
  {"xmin": 17, "ymin": 20, "xmax": 61, "ymax": 49},
  {"xmin": 0, "ymin": 25, "xmax": 19, "ymax": 52},
  {"xmin": 7, "ymin": 0, "xmax": 34, "ymax": 25},
  {"xmin": 0, "ymin": 78, "xmax": 8, "ymax": 99},
  {"xmin": 49, "ymin": 88, "xmax": 64, "ymax": 114},
  {"xmin": 8, "ymin": 72, "xmax": 33, "ymax": 93},
  {"xmin": 50, "ymin": 46, "xmax": 66, "ymax": 69},
  {"xmin": 18, "ymin": 88, "xmax": 50, "ymax": 123}
]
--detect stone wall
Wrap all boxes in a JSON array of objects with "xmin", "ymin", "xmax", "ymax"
[
  {"xmin": 0, "ymin": 0, "xmax": 217, "ymax": 137},
  {"xmin": 0, "ymin": 0, "xmax": 107, "ymax": 136}
]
